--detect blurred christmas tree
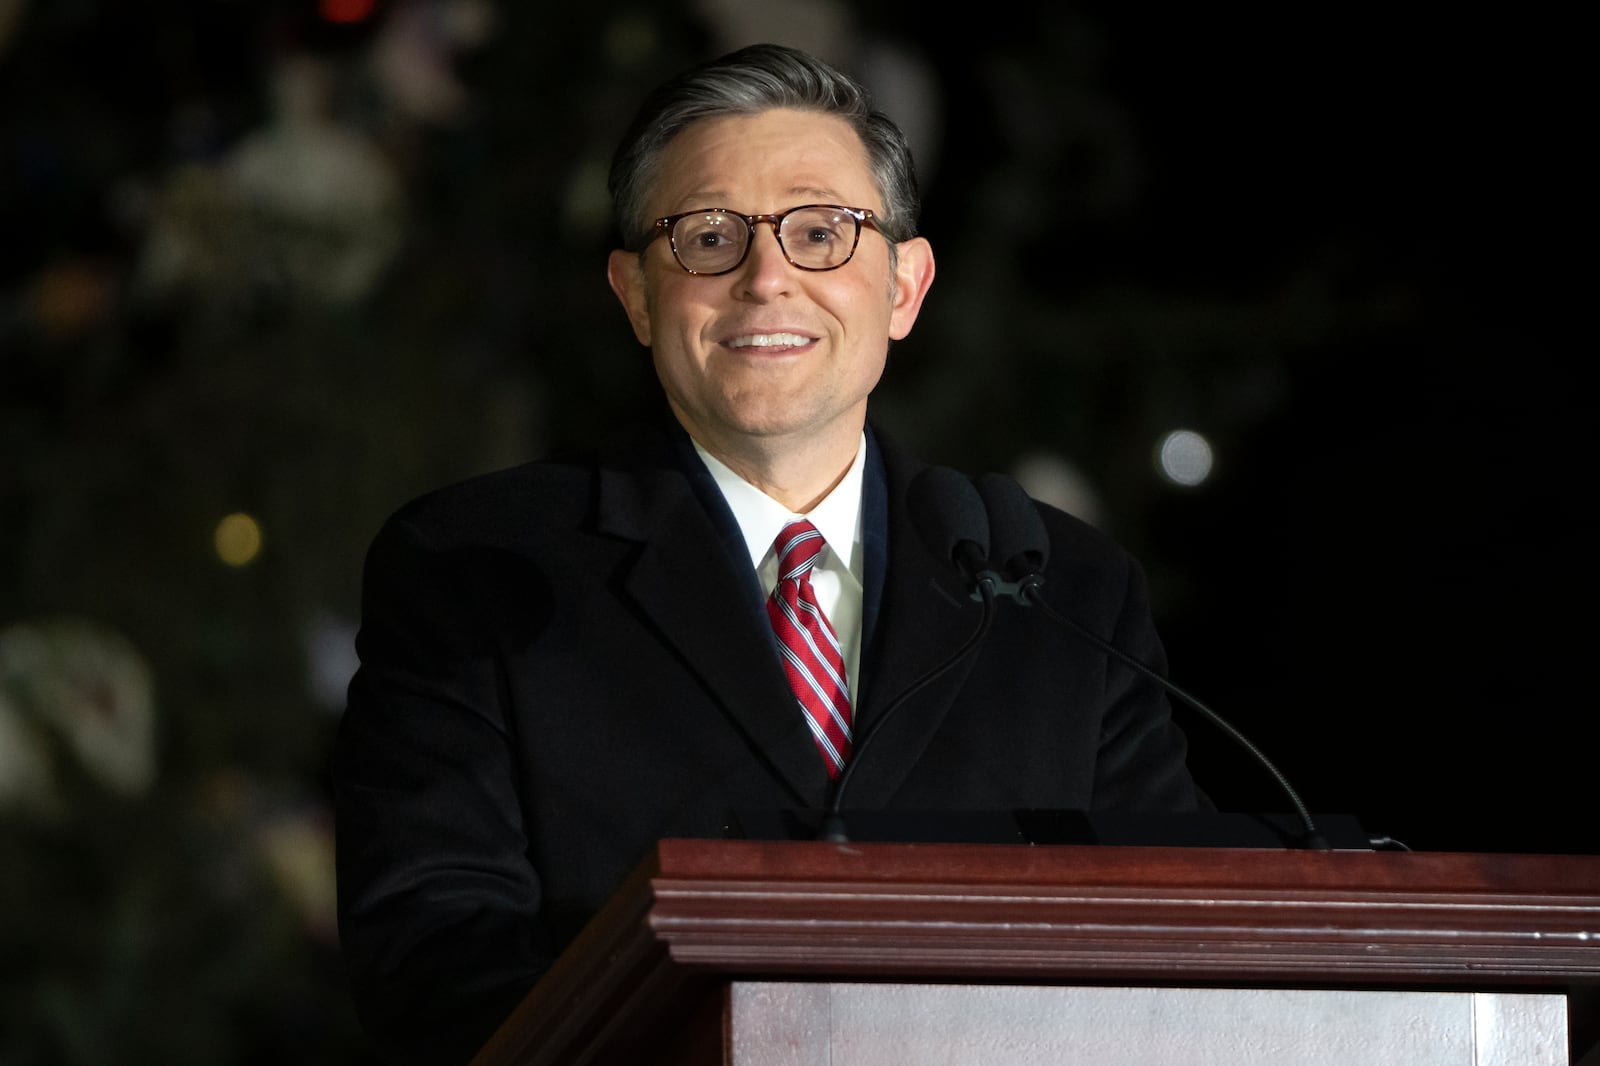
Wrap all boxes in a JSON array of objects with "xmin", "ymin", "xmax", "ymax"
[{"xmin": 0, "ymin": 2, "xmax": 687, "ymax": 1061}]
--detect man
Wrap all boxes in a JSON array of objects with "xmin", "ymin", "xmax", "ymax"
[{"xmin": 334, "ymin": 43, "xmax": 1205, "ymax": 1065}]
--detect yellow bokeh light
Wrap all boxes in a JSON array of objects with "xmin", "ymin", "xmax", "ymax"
[{"xmin": 214, "ymin": 512, "xmax": 263, "ymax": 567}]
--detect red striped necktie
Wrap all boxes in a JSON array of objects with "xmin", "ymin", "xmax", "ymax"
[{"xmin": 767, "ymin": 520, "xmax": 853, "ymax": 778}]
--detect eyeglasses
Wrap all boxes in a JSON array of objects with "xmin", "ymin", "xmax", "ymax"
[{"xmin": 646, "ymin": 204, "xmax": 882, "ymax": 276}]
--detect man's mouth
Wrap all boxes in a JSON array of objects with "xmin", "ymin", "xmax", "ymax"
[{"xmin": 725, "ymin": 332, "xmax": 815, "ymax": 350}]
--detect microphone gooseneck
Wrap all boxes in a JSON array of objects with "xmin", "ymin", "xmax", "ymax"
[
  {"xmin": 1031, "ymin": 591, "xmax": 1327, "ymax": 849},
  {"xmin": 974, "ymin": 471, "xmax": 1330, "ymax": 851}
]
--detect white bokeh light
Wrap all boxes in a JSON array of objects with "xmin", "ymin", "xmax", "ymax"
[{"xmin": 1156, "ymin": 429, "xmax": 1215, "ymax": 487}]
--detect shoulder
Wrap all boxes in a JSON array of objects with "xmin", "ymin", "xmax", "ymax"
[
  {"xmin": 385, "ymin": 457, "xmax": 594, "ymax": 549},
  {"xmin": 380, "ymin": 418, "xmax": 688, "ymax": 543},
  {"xmin": 1030, "ymin": 498, "xmax": 1148, "ymax": 621},
  {"xmin": 1035, "ymin": 498, "xmax": 1134, "ymax": 575}
]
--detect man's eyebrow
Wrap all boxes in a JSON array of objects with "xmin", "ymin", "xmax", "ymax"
[{"xmin": 786, "ymin": 185, "xmax": 847, "ymax": 203}]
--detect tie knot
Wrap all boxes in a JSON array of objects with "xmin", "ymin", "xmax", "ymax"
[{"xmin": 774, "ymin": 520, "xmax": 824, "ymax": 580}]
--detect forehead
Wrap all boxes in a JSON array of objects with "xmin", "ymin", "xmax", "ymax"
[{"xmin": 649, "ymin": 108, "xmax": 879, "ymax": 216}]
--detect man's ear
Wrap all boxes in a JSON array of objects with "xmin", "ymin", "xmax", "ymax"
[
  {"xmin": 607, "ymin": 249, "xmax": 652, "ymax": 346},
  {"xmin": 887, "ymin": 237, "xmax": 936, "ymax": 341}
]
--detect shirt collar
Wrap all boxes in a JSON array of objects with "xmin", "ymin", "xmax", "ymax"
[{"xmin": 692, "ymin": 436, "xmax": 866, "ymax": 579}]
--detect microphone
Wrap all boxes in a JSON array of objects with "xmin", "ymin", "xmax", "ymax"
[
  {"xmin": 971, "ymin": 472, "xmax": 1331, "ymax": 851},
  {"xmin": 818, "ymin": 467, "xmax": 999, "ymax": 842},
  {"xmin": 905, "ymin": 465, "xmax": 998, "ymax": 595},
  {"xmin": 975, "ymin": 472, "xmax": 1048, "ymax": 603}
]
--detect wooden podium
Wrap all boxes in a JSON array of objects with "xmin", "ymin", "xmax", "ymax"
[{"xmin": 471, "ymin": 840, "xmax": 1600, "ymax": 1066}]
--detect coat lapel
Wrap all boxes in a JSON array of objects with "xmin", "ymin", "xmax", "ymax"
[{"xmin": 592, "ymin": 430, "xmax": 831, "ymax": 808}]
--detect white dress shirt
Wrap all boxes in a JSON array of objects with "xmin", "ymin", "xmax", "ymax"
[{"xmin": 692, "ymin": 436, "xmax": 867, "ymax": 697}]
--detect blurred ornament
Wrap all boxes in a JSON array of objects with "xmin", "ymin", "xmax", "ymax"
[
  {"xmin": 195, "ymin": 769, "xmax": 340, "ymax": 942},
  {"xmin": 133, "ymin": 52, "xmax": 405, "ymax": 310},
  {"xmin": 258, "ymin": 803, "xmax": 338, "ymax": 942},
  {"xmin": 223, "ymin": 52, "xmax": 405, "ymax": 304},
  {"xmin": 0, "ymin": 616, "xmax": 157, "ymax": 806},
  {"xmin": 369, "ymin": 0, "xmax": 499, "ymax": 126}
]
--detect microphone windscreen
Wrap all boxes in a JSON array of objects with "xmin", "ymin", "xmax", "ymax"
[
  {"xmin": 975, "ymin": 472, "xmax": 1050, "ymax": 575},
  {"xmin": 907, "ymin": 466, "xmax": 989, "ymax": 568}
]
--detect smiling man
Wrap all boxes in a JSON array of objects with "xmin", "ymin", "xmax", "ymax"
[
  {"xmin": 334, "ymin": 43, "xmax": 1206, "ymax": 1065},
  {"xmin": 607, "ymin": 105, "xmax": 934, "ymax": 511}
]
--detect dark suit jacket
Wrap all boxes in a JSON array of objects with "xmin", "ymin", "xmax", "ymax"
[{"xmin": 334, "ymin": 422, "xmax": 1204, "ymax": 1065}]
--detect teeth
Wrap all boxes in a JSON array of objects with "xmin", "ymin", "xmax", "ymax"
[{"xmin": 728, "ymin": 333, "xmax": 811, "ymax": 348}]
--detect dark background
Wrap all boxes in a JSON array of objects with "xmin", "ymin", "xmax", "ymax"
[{"xmin": 1, "ymin": 2, "xmax": 1590, "ymax": 1061}]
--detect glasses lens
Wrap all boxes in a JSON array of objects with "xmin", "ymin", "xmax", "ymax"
[
  {"xmin": 671, "ymin": 212, "xmax": 746, "ymax": 273},
  {"xmin": 780, "ymin": 207, "xmax": 859, "ymax": 269}
]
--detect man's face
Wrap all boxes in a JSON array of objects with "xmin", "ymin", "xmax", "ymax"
[{"xmin": 608, "ymin": 108, "xmax": 935, "ymax": 468}]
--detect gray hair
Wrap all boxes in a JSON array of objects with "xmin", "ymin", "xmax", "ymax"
[{"xmin": 608, "ymin": 43, "xmax": 921, "ymax": 251}]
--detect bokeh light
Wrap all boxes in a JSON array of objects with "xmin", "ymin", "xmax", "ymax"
[
  {"xmin": 214, "ymin": 512, "xmax": 263, "ymax": 567},
  {"xmin": 1155, "ymin": 429, "xmax": 1214, "ymax": 488}
]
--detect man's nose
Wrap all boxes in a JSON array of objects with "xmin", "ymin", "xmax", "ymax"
[{"xmin": 737, "ymin": 220, "xmax": 793, "ymax": 288}]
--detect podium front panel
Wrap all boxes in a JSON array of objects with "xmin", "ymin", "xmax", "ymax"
[{"xmin": 728, "ymin": 983, "xmax": 1570, "ymax": 1066}]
